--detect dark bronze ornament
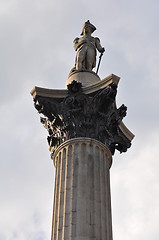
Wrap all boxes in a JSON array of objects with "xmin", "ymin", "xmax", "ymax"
[{"xmin": 33, "ymin": 81, "xmax": 131, "ymax": 159}]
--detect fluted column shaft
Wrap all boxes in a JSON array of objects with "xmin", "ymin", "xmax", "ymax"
[{"xmin": 51, "ymin": 138, "xmax": 113, "ymax": 240}]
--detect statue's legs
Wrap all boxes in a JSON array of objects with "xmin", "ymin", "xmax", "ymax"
[
  {"xmin": 76, "ymin": 46, "xmax": 87, "ymax": 70},
  {"xmin": 75, "ymin": 46, "xmax": 96, "ymax": 71},
  {"xmin": 86, "ymin": 48, "xmax": 96, "ymax": 71}
]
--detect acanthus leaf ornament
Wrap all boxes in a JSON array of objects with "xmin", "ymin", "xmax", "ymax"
[{"xmin": 33, "ymin": 80, "xmax": 131, "ymax": 158}]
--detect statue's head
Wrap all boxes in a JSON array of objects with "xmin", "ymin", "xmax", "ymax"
[{"xmin": 81, "ymin": 20, "xmax": 96, "ymax": 35}]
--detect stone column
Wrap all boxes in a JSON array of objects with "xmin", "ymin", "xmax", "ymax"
[
  {"xmin": 51, "ymin": 138, "xmax": 112, "ymax": 240},
  {"xmin": 31, "ymin": 74, "xmax": 134, "ymax": 240}
]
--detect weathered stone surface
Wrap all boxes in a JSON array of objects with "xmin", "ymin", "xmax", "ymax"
[{"xmin": 51, "ymin": 138, "xmax": 113, "ymax": 240}]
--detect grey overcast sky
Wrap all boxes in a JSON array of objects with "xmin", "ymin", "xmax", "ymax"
[{"xmin": 0, "ymin": 0, "xmax": 159, "ymax": 239}]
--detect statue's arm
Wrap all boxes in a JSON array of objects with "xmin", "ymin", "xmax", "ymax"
[
  {"xmin": 95, "ymin": 37, "xmax": 105, "ymax": 53},
  {"xmin": 73, "ymin": 37, "xmax": 79, "ymax": 51},
  {"xmin": 73, "ymin": 37, "xmax": 87, "ymax": 51}
]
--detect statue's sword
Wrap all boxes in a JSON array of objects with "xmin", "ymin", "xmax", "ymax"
[{"xmin": 96, "ymin": 52, "xmax": 104, "ymax": 75}]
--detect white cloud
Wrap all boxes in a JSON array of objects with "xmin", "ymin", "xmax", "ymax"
[{"xmin": 111, "ymin": 132, "xmax": 159, "ymax": 240}]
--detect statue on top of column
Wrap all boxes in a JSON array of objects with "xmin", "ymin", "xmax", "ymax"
[{"xmin": 70, "ymin": 20, "xmax": 105, "ymax": 75}]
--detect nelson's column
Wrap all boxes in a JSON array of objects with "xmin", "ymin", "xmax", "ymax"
[{"xmin": 31, "ymin": 20, "xmax": 134, "ymax": 240}]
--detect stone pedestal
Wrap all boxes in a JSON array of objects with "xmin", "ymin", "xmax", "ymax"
[
  {"xmin": 66, "ymin": 71, "xmax": 100, "ymax": 88},
  {"xmin": 51, "ymin": 138, "xmax": 112, "ymax": 240}
]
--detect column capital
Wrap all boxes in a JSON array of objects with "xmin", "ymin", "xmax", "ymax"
[{"xmin": 31, "ymin": 74, "xmax": 134, "ymax": 159}]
